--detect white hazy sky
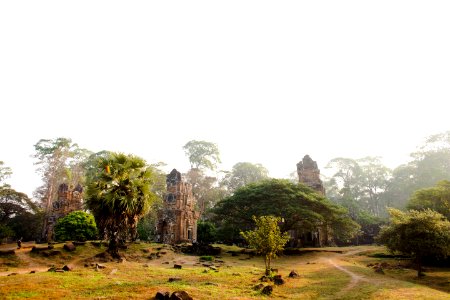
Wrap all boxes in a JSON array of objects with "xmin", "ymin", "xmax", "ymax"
[{"xmin": 1, "ymin": 1, "xmax": 449, "ymax": 198}]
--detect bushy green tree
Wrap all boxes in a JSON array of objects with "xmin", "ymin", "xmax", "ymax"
[
  {"xmin": 376, "ymin": 208, "xmax": 450, "ymax": 277},
  {"xmin": 407, "ymin": 180, "xmax": 450, "ymax": 220},
  {"xmin": 241, "ymin": 216, "xmax": 290, "ymax": 275},
  {"xmin": 54, "ymin": 211, "xmax": 97, "ymax": 242},
  {"xmin": 213, "ymin": 179, "xmax": 359, "ymax": 245},
  {"xmin": 85, "ymin": 152, "xmax": 158, "ymax": 258},
  {"xmin": 197, "ymin": 220, "xmax": 217, "ymax": 244}
]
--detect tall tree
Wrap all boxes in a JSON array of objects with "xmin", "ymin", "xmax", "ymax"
[
  {"xmin": 384, "ymin": 132, "xmax": 450, "ymax": 210},
  {"xmin": 84, "ymin": 152, "xmax": 158, "ymax": 258},
  {"xmin": 376, "ymin": 208, "xmax": 450, "ymax": 277},
  {"xmin": 183, "ymin": 140, "xmax": 221, "ymax": 171},
  {"xmin": 221, "ymin": 162, "xmax": 269, "ymax": 193},
  {"xmin": 0, "ymin": 161, "xmax": 12, "ymax": 184},
  {"xmin": 33, "ymin": 138, "xmax": 91, "ymax": 211}
]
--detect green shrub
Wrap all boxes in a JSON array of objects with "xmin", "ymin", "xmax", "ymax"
[
  {"xmin": 199, "ymin": 255, "xmax": 214, "ymax": 261},
  {"xmin": 55, "ymin": 211, "xmax": 97, "ymax": 242}
]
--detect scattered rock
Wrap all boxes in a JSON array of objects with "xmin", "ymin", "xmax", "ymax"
[
  {"xmin": 259, "ymin": 275, "xmax": 271, "ymax": 282},
  {"xmin": 55, "ymin": 269, "xmax": 65, "ymax": 273},
  {"xmin": 209, "ymin": 266, "xmax": 218, "ymax": 271},
  {"xmin": 253, "ymin": 283, "xmax": 264, "ymax": 290},
  {"xmin": 62, "ymin": 265, "xmax": 74, "ymax": 271},
  {"xmin": 168, "ymin": 277, "xmax": 182, "ymax": 282},
  {"xmin": 204, "ymin": 282, "xmax": 219, "ymax": 286},
  {"xmin": 160, "ymin": 251, "xmax": 167, "ymax": 255},
  {"xmin": 170, "ymin": 291, "xmax": 193, "ymax": 300},
  {"xmin": 142, "ymin": 248, "xmax": 150, "ymax": 253},
  {"xmin": 155, "ymin": 291, "xmax": 170, "ymax": 300},
  {"xmin": 142, "ymin": 264, "xmax": 149, "ymax": 268},
  {"xmin": 375, "ymin": 267, "xmax": 385, "ymax": 274},
  {"xmin": 73, "ymin": 241, "xmax": 86, "ymax": 246},
  {"xmin": 31, "ymin": 246, "xmax": 50, "ymax": 253},
  {"xmin": 63, "ymin": 243, "xmax": 76, "ymax": 252},
  {"xmin": 232, "ymin": 273, "xmax": 241, "ymax": 276},
  {"xmin": 289, "ymin": 270, "xmax": 300, "ymax": 278},
  {"xmin": 48, "ymin": 267, "xmax": 57, "ymax": 272},
  {"xmin": 30, "ymin": 270, "xmax": 36, "ymax": 274},
  {"xmin": 7, "ymin": 273, "xmax": 18, "ymax": 276},
  {"xmin": 42, "ymin": 250, "xmax": 62, "ymax": 257},
  {"xmin": 261, "ymin": 285, "xmax": 273, "ymax": 295},
  {"xmin": 174, "ymin": 264, "xmax": 182, "ymax": 269},
  {"xmin": 119, "ymin": 257, "xmax": 126, "ymax": 263},
  {"xmin": 163, "ymin": 261, "xmax": 170, "ymax": 264}
]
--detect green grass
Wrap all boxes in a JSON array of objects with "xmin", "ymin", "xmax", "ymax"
[{"xmin": 1, "ymin": 244, "xmax": 450, "ymax": 299}]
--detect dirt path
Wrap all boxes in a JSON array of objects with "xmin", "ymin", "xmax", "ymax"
[
  {"xmin": 0, "ymin": 248, "xmax": 48, "ymax": 276},
  {"xmin": 321, "ymin": 249, "xmax": 372, "ymax": 296}
]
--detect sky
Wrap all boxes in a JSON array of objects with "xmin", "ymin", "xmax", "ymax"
[{"xmin": 1, "ymin": 1, "xmax": 449, "ymax": 198}]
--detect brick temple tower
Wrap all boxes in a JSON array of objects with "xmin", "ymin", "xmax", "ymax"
[
  {"xmin": 42, "ymin": 183, "xmax": 83, "ymax": 242},
  {"xmin": 297, "ymin": 155, "xmax": 326, "ymax": 196},
  {"xmin": 156, "ymin": 169, "xmax": 200, "ymax": 244}
]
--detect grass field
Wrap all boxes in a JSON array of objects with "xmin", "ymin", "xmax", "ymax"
[{"xmin": 0, "ymin": 242, "xmax": 449, "ymax": 299}]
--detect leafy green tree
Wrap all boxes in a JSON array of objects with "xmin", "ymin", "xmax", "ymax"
[
  {"xmin": 183, "ymin": 140, "xmax": 221, "ymax": 171},
  {"xmin": 384, "ymin": 131, "xmax": 450, "ymax": 210},
  {"xmin": 240, "ymin": 216, "xmax": 290, "ymax": 275},
  {"xmin": 407, "ymin": 180, "xmax": 450, "ymax": 220},
  {"xmin": 0, "ymin": 161, "xmax": 12, "ymax": 184},
  {"xmin": 85, "ymin": 152, "xmax": 158, "ymax": 258},
  {"xmin": 213, "ymin": 179, "xmax": 359, "ymax": 245},
  {"xmin": 376, "ymin": 208, "xmax": 450, "ymax": 277},
  {"xmin": 221, "ymin": 162, "xmax": 269, "ymax": 193},
  {"xmin": 33, "ymin": 138, "xmax": 91, "ymax": 212},
  {"xmin": 197, "ymin": 220, "xmax": 217, "ymax": 244},
  {"xmin": 185, "ymin": 168, "xmax": 226, "ymax": 218},
  {"xmin": 54, "ymin": 211, "xmax": 97, "ymax": 242}
]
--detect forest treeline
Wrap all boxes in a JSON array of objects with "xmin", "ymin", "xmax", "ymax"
[{"xmin": 1, "ymin": 131, "xmax": 450, "ymax": 248}]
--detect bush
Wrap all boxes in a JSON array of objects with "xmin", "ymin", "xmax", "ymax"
[
  {"xmin": 197, "ymin": 221, "xmax": 217, "ymax": 244},
  {"xmin": 199, "ymin": 255, "xmax": 214, "ymax": 261},
  {"xmin": 55, "ymin": 211, "xmax": 97, "ymax": 242}
]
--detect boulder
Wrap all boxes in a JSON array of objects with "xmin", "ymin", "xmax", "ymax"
[
  {"xmin": 168, "ymin": 277, "xmax": 182, "ymax": 282},
  {"xmin": 155, "ymin": 291, "xmax": 170, "ymax": 300},
  {"xmin": 261, "ymin": 285, "xmax": 273, "ymax": 295},
  {"xmin": 62, "ymin": 265, "xmax": 74, "ymax": 271},
  {"xmin": 289, "ymin": 270, "xmax": 300, "ymax": 278},
  {"xmin": 63, "ymin": 243, "xmax": 76, "ymax": 252},
  {"xmin": 170, "ymin": 291, "xmax": 193, "ymax": 300},
  {"xmin": 253, "ymin": 283, "xmax": 264, "ymax": 290},
  {"xmin": 174, "ymin": 264, "xmax": 182, "ymax": 269},
  {"xmin": 273, "ymin": 275, "xmax": 285, "ymax": 285}
]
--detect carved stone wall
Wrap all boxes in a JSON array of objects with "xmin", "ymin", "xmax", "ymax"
[
  {"xmin": 156, "ymin": 169, "xmax": 200, "ymax": 244},
  {"xmin": 297, "ymin": 155, "xmax": 325, "ymax": 196},
  {"xmin": 43, "ymin": 183, "xmax": 83, "ymax": 242}
]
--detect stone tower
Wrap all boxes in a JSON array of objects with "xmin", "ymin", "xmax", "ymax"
[
  {"xmin": 297, "ymin": 155, "xmax": 325, "ymax": 195},
  {"xmin": 42, "ymin": 183, "xmax": 83, "ymax": 242},
  {"xmin": 156, "ymin": 169, "xmax": 200, "ymax": 244}
]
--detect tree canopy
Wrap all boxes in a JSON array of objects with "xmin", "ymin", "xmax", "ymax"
[
  {"xmin": 55, "ymin": 211, "xmax": 97, "ymax": 242},
  {"xmin": 376, "ymin": 208, "xmax": 450, "ymax": 276},
  {"xmin": 407, "ymin": 180, "xmax": 450, "ymax": 220},
  {"xmin": 213, "ymin": 179, "xmax": 359, "ymax": 244},
  {"xmin": 84, "ymin": 152, "xmax": 158, "ymax": 258},
  {"xmin": 221, "ymin": 162, "xmax": 269, "ymax": 193},
  {"xmin": 183, "ymin": 140, "xmax": 221, "ymax": 171}
]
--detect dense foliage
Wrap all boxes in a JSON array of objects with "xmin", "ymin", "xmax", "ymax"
[
  {"xmin": 213, "ymin": 179, "xmax": 359, "ymax": 245},
  {"xmin": 407, "ymin": 180, "xmax": 450, "ymax": 220},
  {"xmin": 54, "ymin": 211, "xmax": 97, "ymax": 241},
  {"xmin": 183, "ymin": 140, "xmax": 221, "ymax": 171},
  {"xmin": 85, "ymin": 152, "xmax": 158, "ymax": 257},
  {"xmin": 197, "ymin": 220, "xmax": 217, "ymax": 244},
  {"xmin": 376, "ymin": 208, "xmax": 450, "ymax": 276},
  {"xmin": 240, "ymin": 215, "xmax": 290, "ymax": 275}
]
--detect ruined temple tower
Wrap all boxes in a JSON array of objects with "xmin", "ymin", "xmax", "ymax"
[
  {"xmin": 297, "ymin": 155, "xmax": 325, "ymax": 196},
  {"xmin": 156, "ymin": 169, "xmax": 200, "ymax": 244},
  {"xmin": 42, "ymin": 183, "xmax": 83, "ymax": 242}
]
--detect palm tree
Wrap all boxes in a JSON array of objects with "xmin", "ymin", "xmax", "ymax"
[{"xmin": 85, "ymin": 152, "xmax": 157, "ymax": 258}]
